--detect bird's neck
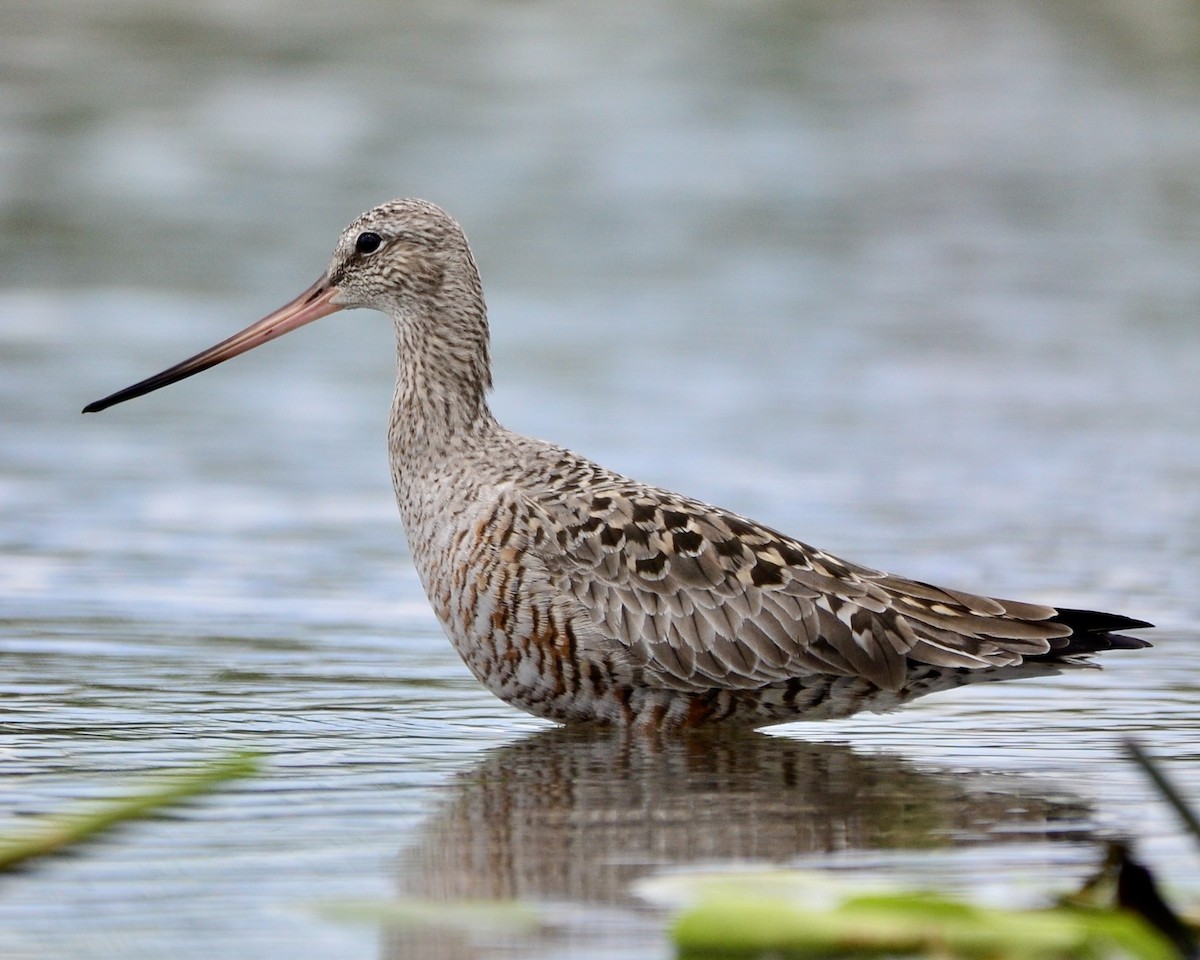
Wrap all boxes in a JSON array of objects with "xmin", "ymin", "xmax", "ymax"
[{"xmin": 387, "ymin": 300, "xmax": 498, "ymax": 471}]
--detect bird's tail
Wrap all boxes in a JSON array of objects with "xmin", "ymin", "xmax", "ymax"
[{"xmin": 1039, "ymin": 607, "xmax": 1153, "ymax": 658}]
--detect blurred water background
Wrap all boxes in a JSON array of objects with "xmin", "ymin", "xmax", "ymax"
[{"xmin": 2, "ymin": 1, "xmax": 1199, "ymax": 958}]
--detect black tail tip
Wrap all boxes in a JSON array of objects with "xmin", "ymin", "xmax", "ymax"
[{"xmin": 1049, "ymin": 607, "xmax": 1154, "ymax": 654}]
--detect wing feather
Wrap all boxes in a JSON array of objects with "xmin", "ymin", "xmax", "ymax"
[{"xmin": 521, "ymin": 481, "xmax": 1121, "ymax": 693}]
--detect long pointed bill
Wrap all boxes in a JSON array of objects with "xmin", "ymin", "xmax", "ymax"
[{"xmin": 83, "ymin": 278, "xmax": 344, "ymax": 413}]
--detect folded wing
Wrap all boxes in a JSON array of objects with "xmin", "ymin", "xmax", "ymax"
[{"xmin": 524, "ymin": 483, "xmax": 1149, "ymax": 692}]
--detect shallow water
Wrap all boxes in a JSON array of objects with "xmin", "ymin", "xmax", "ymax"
[{"xmin": 3, "ymin": 1, "xmax": 1200, "ymax": 957}]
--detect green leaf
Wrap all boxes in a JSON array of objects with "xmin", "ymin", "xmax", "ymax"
[
  {"xmin": 662, "ymin": 873, "xmax": 1180, "ymax": 959},
  {"xmin": 0, "ymin": 751, "xmax": 260, "ymax": 871}
]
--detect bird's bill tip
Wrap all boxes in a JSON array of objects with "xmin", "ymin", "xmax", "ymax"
[{"xmin": 82, "ymin": 278, "xmax": 344, "ymax": 414}]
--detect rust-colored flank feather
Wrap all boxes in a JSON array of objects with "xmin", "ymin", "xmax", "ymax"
[{"xmin": 84, "ymin": 199, "xmax": 1152, "ymax": 730}]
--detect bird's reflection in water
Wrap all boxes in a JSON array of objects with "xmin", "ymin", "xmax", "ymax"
[{"xmin": 388, "ymin": 727, "xmax": 1095, "ymax": 959}]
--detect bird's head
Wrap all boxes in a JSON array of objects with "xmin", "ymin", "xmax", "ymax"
[{"xmin": 83, "ymin": 198, "xmax": 482, "ymax": 414}]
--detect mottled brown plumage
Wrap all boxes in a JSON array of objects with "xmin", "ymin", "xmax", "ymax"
[{"xmin": 85, "ymin": 198, "xmax": 1152, "ymax": 730}]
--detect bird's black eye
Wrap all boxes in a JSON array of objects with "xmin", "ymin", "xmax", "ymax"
[{"xmin": 355, "ymin": 231, "xmax": 383, "ymax": 255}]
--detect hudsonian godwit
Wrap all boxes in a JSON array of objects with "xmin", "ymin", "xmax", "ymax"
[{"xmin": 85, "ymin": 199, "xmax": 1152, "ymax": 730}]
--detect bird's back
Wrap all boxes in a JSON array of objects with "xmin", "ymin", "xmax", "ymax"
[{"xmin": 394, "ymin": 425, "xmax": 1150, "ymax": 729}]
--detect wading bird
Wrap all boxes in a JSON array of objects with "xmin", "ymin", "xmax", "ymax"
[{"xmin": 85, "ymin": 199, "xmax": 1151, "ymax": 730}]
